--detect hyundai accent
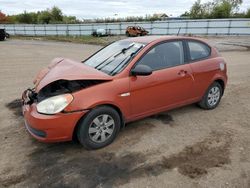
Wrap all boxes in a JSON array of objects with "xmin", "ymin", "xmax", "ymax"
[{"xmin": 22, "ymin": 36, "xmax": 227, "ymax": 149}]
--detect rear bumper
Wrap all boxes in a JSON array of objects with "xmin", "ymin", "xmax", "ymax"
[{"xmin": 22, "ymin": 104, "xmax": 87, "ymax": 142}]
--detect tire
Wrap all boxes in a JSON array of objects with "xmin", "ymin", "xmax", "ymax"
[
  {"xmin": 77, "ymin": 106, "xmax": 121, "ymax": 150},
  {"xmin": 126, "ymin": 32, "xmax": 130, "ymax": 37},
  {"xmin": 198, "ymin": 82, "xmax": 223, "ymax": 110}
]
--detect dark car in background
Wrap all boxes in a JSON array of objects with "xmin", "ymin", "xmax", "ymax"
[
  {"xmin": 126, "ymin": 26, "xmax": 149, "ymax": 37},
  {"xmin": 0, "ymin": 29, "xmax": 10, "ymax": 41}
]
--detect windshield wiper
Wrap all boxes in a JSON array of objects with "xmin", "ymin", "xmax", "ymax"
[
  {"xmin": 94, "ymin": 54, "xmax": 115, "ymax": 69},
  {"xmin": 109, "ymin": 44, "xmax": 144, "ymax": 75},
  {"xmin": 114, "ymin": 43, "xmax": 135, "ymax": 57},
  {"xmin": 96, "ymin": 43, "xmax": 136, "ymax": 71}
]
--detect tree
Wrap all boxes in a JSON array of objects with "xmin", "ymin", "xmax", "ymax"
[
  {"xmin": 2, "ymin": 7, "xmax": 81, "ymax": 24},
  {"xmin": 37, "ymin": 7, "xmax": 63, "ymax": 24},
  {"xmin": 232, "ymin": 12, "xmax": 246, "ymax": 18},
  {"xmin": 15, "ymin": 11, "xmax": 33, "ymax": 23},
  {"xmin": 211, "ymin": 1, "xmax": 232, "ymax": 18},
  {"xmin": 189, "ymin": 0, "xmax": 205, "ymax": 19},
  {"xmin": 0, "ymin": 11, "xmax": 8, "ymax": 23},
  {"xmin": 63, "ymin": 16, "xmax": 79, "ymax": 24},
  {"xmin": 225, "ymin": 0, "xmax": 242, "ymax": 10},
  {"xmin": 50, "ymin": 6, "xmax": 63, "ymax": 23},
  {"xmin": 246, "ymin": 9, "xmax": 250, "ymax": 18},
  {"xmin": 38, "ymin": 10, "xmax": 51, "ymax": 24},
  {"xmin": 29, "ymin": 12, "xmax": 38, "ymax": 23},
  {"xmin": 180, "ymin": 11, "xmax": 190, "ymax": 17},
  {"xmin": 187, "ymin": 0, "xmax": 243, "ymax": 19},
  {"xmin": 202, "ymin": 1, "xmax": 215, "ymax": 18}
]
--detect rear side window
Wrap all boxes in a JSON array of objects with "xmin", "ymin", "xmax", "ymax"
[
  {"xmin": 188, "ymin": 41, "xmax": 210, "ymax": 61},
  {"xmin": 138, "ymin": 41, "xmax": 184, "ymax": 71}
]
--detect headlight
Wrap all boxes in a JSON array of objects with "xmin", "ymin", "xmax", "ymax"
[{"xmin": 37, "ymin": 94, "xmax": 73, "ymax": 115}]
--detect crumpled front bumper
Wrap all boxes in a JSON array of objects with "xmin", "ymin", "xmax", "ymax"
[{"xmin": 22, "ymin": 90, "xmax": 87, "ymax": 142}]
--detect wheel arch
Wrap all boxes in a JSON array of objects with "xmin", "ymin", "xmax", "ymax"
[
  {"xmin": 210, "ymin": 73, "xmax": 226, "ymax": 95},
  {"xmin": 213, "ymin": 79, "xmax": 225, "ymax": 95},
  {"xmin": 72, "ymin": 103, "xmax": 125, "ymax": 142}
]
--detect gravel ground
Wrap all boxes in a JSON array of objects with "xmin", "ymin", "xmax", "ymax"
[{"xmin": 0, "ymin": 37, "xmax": 250, "ymax": 188}]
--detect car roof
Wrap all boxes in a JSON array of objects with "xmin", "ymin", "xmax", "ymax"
[{"xmin": 123, "ymin": 35, "xmax": 208, "ymax": 45}]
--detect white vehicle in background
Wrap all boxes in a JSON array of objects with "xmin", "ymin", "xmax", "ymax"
[{"xmin": 92, "ymin": 28, "xmax": 111, "ymax": 37}]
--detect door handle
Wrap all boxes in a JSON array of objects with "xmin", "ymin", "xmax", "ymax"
[{"xmin": 178, "ymin": 70, "xmax": 188, "ymax": 76}]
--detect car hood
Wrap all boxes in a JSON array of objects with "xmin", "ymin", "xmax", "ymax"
[{"xmin": 34, "ymin": 58, "xmax": 113, "ymax": 92}]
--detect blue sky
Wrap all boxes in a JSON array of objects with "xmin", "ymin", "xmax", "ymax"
[{"xmin": 0, "ymin": 0, "xmax": 249, "ymax": 19}]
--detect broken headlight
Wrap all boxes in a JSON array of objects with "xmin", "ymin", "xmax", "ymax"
[{"xmin": 36, "ymin": 94, "xmax": 73, "ymax": 115}]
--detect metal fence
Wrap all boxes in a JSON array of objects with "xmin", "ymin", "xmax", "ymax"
[{"xmin": 1, "ymin": 18, "xmax": 250, "ymax": 36}]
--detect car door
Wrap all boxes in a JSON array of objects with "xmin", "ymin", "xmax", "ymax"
[{"xmin": 129, "ymin": 40, "xmax": 195, "ymax": 119}]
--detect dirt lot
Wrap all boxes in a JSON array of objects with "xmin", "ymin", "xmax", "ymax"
[{"xmin": 0, "ymin": 37, "xmax": 250, "ymax": 188}]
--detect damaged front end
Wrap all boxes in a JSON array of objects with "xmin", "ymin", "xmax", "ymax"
[
  {"xmin": 22, "ymin": 79, "xmax": 106, "ymax": 105},
  {"xmin": 22, "ymin": 58, "xmax": 113, "ymax": 115},
  {"xmin": 36, "ymin": 79, "xmax": 106, "ymax": 102},
  {"xmin": 22, "ymin": 88, "xmax": 37, "ymax": 105}
]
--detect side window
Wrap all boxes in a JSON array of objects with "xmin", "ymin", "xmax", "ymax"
[
  {"xmin": 188, "ymin": 41, "xmax": 210, "ymax": 61},
  {"xmin": 137, "ymin": 41, "xmax": 184, "ymax": 71}
]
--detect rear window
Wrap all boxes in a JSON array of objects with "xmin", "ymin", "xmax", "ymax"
[{"xmin": 188, "ymin": 41, "xmax": 210, "ymax": 61}]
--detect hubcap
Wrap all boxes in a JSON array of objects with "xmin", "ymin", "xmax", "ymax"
[
  {"xmin": 88, "ymin": 114, "xmax": 115, "ymax": 143},
  {"xmin": 207, "ymin": 86, "xmax": 220, "ymax": 107}
]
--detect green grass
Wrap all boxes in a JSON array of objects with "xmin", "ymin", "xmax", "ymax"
[{"xmin": 11, "ymin": 35, "xmax": 123, "ymax": 46}]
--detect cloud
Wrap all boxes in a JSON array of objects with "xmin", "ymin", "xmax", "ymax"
[{"xmin": 0, "ymin": 0, "xmax": 249, "ymax": 19}]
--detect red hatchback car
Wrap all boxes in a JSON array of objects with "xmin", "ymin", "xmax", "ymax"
[{"xmin": 22, "ymin": 36, "xmax": 227, "ymax": 149}]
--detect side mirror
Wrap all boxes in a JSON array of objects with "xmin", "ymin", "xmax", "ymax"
[{"xmin": 131, "ymin": 65, "xmax": 152, "ymax": 76}]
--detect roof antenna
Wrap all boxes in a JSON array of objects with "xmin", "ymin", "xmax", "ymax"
[{"xmin": 177, "ymin": 27, "xmax": 181, "ymax": 36}]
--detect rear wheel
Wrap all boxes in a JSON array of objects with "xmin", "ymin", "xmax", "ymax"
[
  {"xmin": 198, "ymin": 82, "xmax": 223, "ymax": 110},
  {"xmin": 77, "ymin": 106, "xmax": 121, "ymax": 149}
]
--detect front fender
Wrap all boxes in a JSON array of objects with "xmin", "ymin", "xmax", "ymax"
[{"xmin": 64, "ymin": 78, "xmax": 130, "ymax": 119}]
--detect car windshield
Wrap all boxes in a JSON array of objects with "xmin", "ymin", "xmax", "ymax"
[{"xmin": 83, "ymin": 41, "xmax": 144, "ymax": 76}]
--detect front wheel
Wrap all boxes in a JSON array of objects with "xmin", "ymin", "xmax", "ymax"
[
  {"xmin": 198, "ymin": 82, "xmax": 223, "ymax": 110},
  {"xmin": 77, "ymin": 106, "xmax": 121, "ymax": 149}
]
